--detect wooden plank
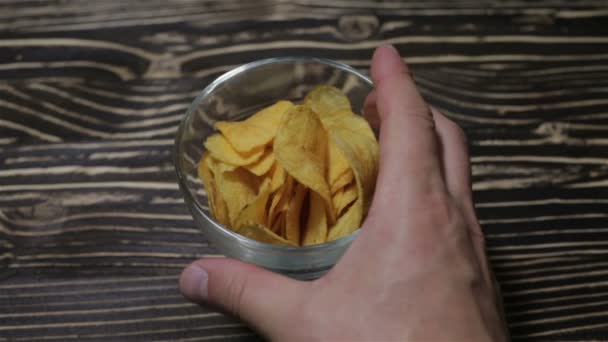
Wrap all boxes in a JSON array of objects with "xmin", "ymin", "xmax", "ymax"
[{"xmin": 1, "ymin": 0, "xmax": 608, "ymax": 340}]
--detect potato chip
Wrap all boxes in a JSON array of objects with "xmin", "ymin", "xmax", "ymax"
[
  {"xmin": 198, "ymin": 154, "xmax": 213, "ymax": 193},
  {"xmin": 198, "ymin": 153, "xmax": 230, "ymax": 226},
  {"xmin": 269, "ymin": 163, "xmax": 286, "ymax": 192},
  {"xmin": 326, "ymin": 114, "xmax": 379, "ymax": 215},
  {"xmin": 285, "ymin": 183, "xmax": 307, "ymax": 245},
  {"xmin": 204, "ymin": 152, "xmax": 236, "ymax": 173},
  {"xmin": 327, "ymin": 141, "xmax": 350, "ymax": 188},
  {"xmin": 235, "ymin": 177, "xmax": 272, "ymax": 228},
  {"xmin": 327, "ymin": 197, "xmax": 363, "ymax": 242},
  {"xmin": 277, "ymin": 212, "xmax": 287, "ymax": 238},
  {"xmin": 274, "ymin": 105, "xmax": 336, "ymax": 224},
  {"xmin": 213, "ymin": 164, "xmax": 261, "ymax": 226},
  {"xmin": 271, "ymin": 211, "xmax": 285, "ymax": 234},
  {"xmin": 323, "ymin": 112, "xmax": 377, "ymax": 142},
  {"xmin": 244, "ymin": 148, "xmax": 275, "ymax": 176},
  {"xmin": 215, "ymin": 100, "xmax": 294, "ymax": 153},
  {"xmin": 302, "ymin": 191, "xmax": 328, "ymax": 246},
  {"xmin": 198, "ymin": 85, "xmax": 378, "ymax": 246},
  {"xmin": 331, "ymin": 169, "xmax": 354, "ymax": 195},
  {"xmin": 204, "ymin": 134, "xmax": 265, "ymax": 166},
  {"xmin": 235, "ymin": 223, "xmax": 296, "ymax": 246},
  {"xmin": 332, "ymin": 182, "xmax": 358, "ymax": 217},
  {"xmin": 324, "ymin": 114, "xmax": 378, "ymax": 241},
  {"xmin": 269, "ymin": 175, "xmax": 293, "ymax": 230},
  {"xmin": 304, "ymin": 85, "xmax": 351, "ymax": 117},
  {"xmin": 198, "ymin": 153, "xmax": 229, "ymax": 226}
]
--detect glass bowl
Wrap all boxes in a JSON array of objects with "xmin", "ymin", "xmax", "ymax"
[{"xmin": 174, "ymin": 57, "xmax": 373, "ymax": 280}]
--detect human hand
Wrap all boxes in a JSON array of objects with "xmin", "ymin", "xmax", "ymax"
[{"xmin": 180, "ymin": 45, "xmax": 509, "ymax": 341}]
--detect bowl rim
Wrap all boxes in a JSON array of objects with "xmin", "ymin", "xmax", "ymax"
[{"xmin": 174, "ymin": 56, "xmax": 372, "ymax": 253}]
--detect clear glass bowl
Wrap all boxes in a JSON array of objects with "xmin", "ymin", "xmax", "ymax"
[{"xmin": 174, "ymin": 57, "xmax": 373, "ymax": 280}]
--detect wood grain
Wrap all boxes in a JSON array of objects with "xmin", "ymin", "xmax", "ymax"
[{"xmin": 2, "ymin": 0, "xmax": 608, "ymax": 340}]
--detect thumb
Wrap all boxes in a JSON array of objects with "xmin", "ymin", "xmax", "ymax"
[{"xmin": 180, "ymin": 258, "xmax": 307, "ymax": 336}]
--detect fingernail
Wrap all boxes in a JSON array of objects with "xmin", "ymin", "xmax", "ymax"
[
  {"xmin": 180, "ymin": 264, "xmax": 209, "ymax": 301},
  {"xmin": 382, "ymin": 44, "xmax": 399, "ymax": 55}
]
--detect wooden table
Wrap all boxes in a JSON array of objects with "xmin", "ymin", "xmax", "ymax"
[{"xmin": 1, "ymin": 1, "xmax": 608, "ymax": 340}]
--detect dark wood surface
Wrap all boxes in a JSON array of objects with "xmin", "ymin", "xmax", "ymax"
[{"xmin": 2, "ymin": 0, "xmax": 608, "ymax": 340}]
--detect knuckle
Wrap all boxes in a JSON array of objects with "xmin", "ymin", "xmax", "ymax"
[
  {"xmin": 463, "ymin": 261, "xmax": 485, "ymax": 289},
  {"xmin": 445, "ymin": 234, "xmax": 485, "ymax": 286},
  {"xmin": 409, "ymin": 109, "xmax": 436, "ymax": 127},
  {"xmin": 424, "ymin": 190, "xmax": 454, "ymax": 223}
]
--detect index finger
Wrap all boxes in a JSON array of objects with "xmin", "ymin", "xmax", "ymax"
[{"xmin": 368, "ymin": 45, "xmax": 445, "ymax": 208}]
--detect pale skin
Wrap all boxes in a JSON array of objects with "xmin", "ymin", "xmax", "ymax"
[{"xmin": 180, "ymin": 45, "xmax": 509, "ymax": 341}]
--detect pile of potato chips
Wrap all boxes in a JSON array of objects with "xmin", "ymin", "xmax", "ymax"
[{"xmin": 198, "ymin": 86, "xmax": 379, "ymax": 246}]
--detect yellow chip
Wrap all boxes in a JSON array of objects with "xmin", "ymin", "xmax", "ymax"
[
  {"xmin": 269, "ymin": 163, "xmax": 286, "ymax": 192},
  {"xmin": 198, "ymin": 153, "xmax": 230, "ymax": 226},
  {"xmin": 244, "ymin": 148, "xmax": 275, "ymax": 176},
  {"xmin": 268, "ymin": 175, "xmax": 293, "ymax": 230},
  {"xmin": 302, "ymin": 191, "xmax": 328, "ymax": 246},
  {"xmin": 332, "ymin": 182, "xmax": 358, "ymax": 217},
  {"xmin": 199, "ymin": 85, "xmax": 378, "ymax": 246},
  {"xmin": 322, "ymin": 111, "xmax": 377, "ymax": 141},
  {"xmin": 215, "ymin": 100, "xmax": 294, "ymax": 153},
  {"xmin": 327, "ymin": 197, "xmax": 363, "ymax": 242},
  {"xmin": 277, "ymin": 212, "xmax": 287, "ymax": 238},
  {"xmin": 326, "ymin": 114, "xmax": 379, "ymax": 215},
  {"xmin": 235, "ymin": 177, "xmax": 272, "ymax": 228},
  {"xmin": 285, "ymin": 183, "xmax": 307, "ymax": 245},
  {"xmin": 204, "ymin": 133, "xmax": 265, "ymax": 166},
  {"xmin": 304, "ymin": 85, "xmax": 351, "ymax": 117},
  {"xmin": 331, "ymin": 169, "xmax": 354, "ymax": 195},
  {"xmin": 274, "ymin": 105, "xmax": 336, "ymax": 224},
  {"xmin": 327, "ymin": 141, "xmax": 350, "ymax": 187},
  {"xmin": 325, "ymin": 114, "xmax": 378, "ymax": 241},
  {"xmin": 271, "ymin": 211, "xmax": 285, "ymax": 234},
  {"xmin": 198, "ymin": 153, "xmax": 229, "ymax": 226},
  {"xmin": 235, "ymin": 223, "xmax": 296, "ymax": 246},
  {"xmin": 198, "ymin": 153, "xmax": 214, "ymax": 197},
  {"xmin": 213, "ymin": 164, "xmax": 261, "ymax": 226}
]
